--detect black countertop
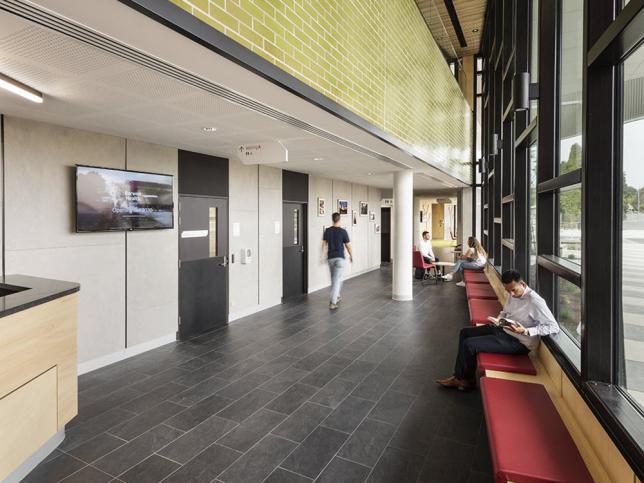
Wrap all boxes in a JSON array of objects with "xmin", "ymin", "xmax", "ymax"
[{"xmin": 0, "ymin": 275, "xmax": 80, "ymax": 319}]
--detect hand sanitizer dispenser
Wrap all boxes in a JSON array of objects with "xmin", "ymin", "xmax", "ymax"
[{"xmin": 241, "ymin": 248, "xmax": 252, "ymax": 264}]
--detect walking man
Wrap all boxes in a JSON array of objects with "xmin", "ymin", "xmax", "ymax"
[{"xmin": 322, "ymin": 212, "xmax": 353, "ymax": 309}]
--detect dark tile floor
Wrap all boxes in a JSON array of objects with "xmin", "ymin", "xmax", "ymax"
[{"xmin": 24, "ymin": 265, "xmax": 494, "ymax": 483}]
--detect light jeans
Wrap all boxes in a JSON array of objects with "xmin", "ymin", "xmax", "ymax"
[
  {"xmin": 328, "ymin": 257, "xmax": 346, "ymax": 304},
  {"xmin": 451, "ymin": 260, "xmax": 485, "ymax": 278}
]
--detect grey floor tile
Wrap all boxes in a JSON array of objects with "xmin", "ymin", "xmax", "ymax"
[
  {"xmin": 215, "ymin": 372, "xmax": 271, "ymax": 400},
  {"xmin": 253, "ymin": 354, "xmax": 299, "ymax": 377},
  {"xmin": 68, "ymin": 432, "xmax": 127, "ymax": 464},
  {"xmin": 366, "ymin": 447, "xmax": 425, "ymax": 483},
  {"xmin": 119, "ymin": 454, "xmax": 179, "ymax": 483},
  {"xmin": 131, "ymin": 367, "xmax": 192, "ymax": 393},
  {"xmin": 260, "ymin": 366, "xmax": 310, "ymax": 394},
  {"xmin": 339, "ymin": 418, "xmax": 396, "ymax": 467},
  {"xmin": 59, "ymin": 465, "xmax": 112, "ymax": 483},
  {"xmin": 264, "ymin": 467, "xmax": 313, "ymax": 483},
  {"xmin": 165, "ymin": 394, "xmax": 233, "ymax": 431},
  {"xmin": 217, "ymin": 388, "xmax": 278, "ymax": 422},
  {"xmin": 110, "ymin": 401, "xmax": 185, "ymax": 440},
  {"xmin": 94, "ymin": 424, "xmax": 183, "ymax": 477},
  {"xmin": 388, "ymin": 399, "xmax": 445, "ymax": 455},
  {"xmin": 271, "ymin": 402, "xmax": 332, "ymax": 442},
  {"xmin": 437, "ymin": 405, "xmax": 482, "ymax": 446},
  {"xmin": 157, "ymin": 415, "xmax": 238, "ymax": 464},
  {"xmin": 77, "ymin": 386, "xmax": 143, "ymax": 422},
  {"xmin": 417, "ymin": 437, "xmax": 475, "ymax": 483},
  {"xmin": 164, "ymin": 443, "xmax": 242, "ymax": 482},
  {"xmin": 265, "ymin": 383, "xmax": 319, "ymax": 415},
  {"xmin": 216, "ymin": 357, "xmax": 266, "ymax": 381},
  {"xmin": 173, "ymin": 361, "xmax": 228, "ymax": 386},
  {"xmin": 217, "ymin": 408, "xmax": 286, "ymax": 452},
  {"xmin": 22, "ymin": 453, "xmax": 86, "ymax": 483},
  {"xmin": 322, "ymin": 396, "xmax": 375, "ymax": 433},
  {"xmin": 368, "ymin": 390, "xmax": 416, "ymax": 426},
  {"xmin": 310, "ymin": 378, "xmax": 357, "ymax": 408},
  {"xmin": 168, "ymin": 376, "xmax": 229, "ymax": 407},
  {"xmin": 337, "ymin": 360, "xmax": 377, "ymax": 384},
  {"xmin": 466, "ymin": 471, "xmax": 495, "ymax": 483},
  {"xmin": 292, "ymin": 349, "xmax": 333, "ymax": 371},
  {"xmin": 119, "ymin": 382, "xmax": 187, "ymax": 414},
  {"xmin": 281, "ymin": 426, "xmax": 348, "ymax": 479},
  {"xmin": 351, "ymin": 372, "xmax": 396, "ymax": 402},
  {"xmin": 218, "ymin": 435, "xmax": 296, "ymax": 483},
  {"xmin": 61, "ymin": 408, "xmax": 137, "ymax": 451},
  {"xmin": 300, "ymin": 358, "xmax": 352, "ymax": 388},
  {"xmin": 316, "ymin": 457, "xmax": 371, "ymax": 483}
]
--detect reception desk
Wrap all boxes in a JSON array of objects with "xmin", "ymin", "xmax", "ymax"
[{"xmin": 0, "ymin": 275, "xmax": 79, "ymax": 482}]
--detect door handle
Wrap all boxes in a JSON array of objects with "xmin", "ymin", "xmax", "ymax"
[
  {"xmin": 299, "ymin": 246, "xmax": 305, "ymax": 253},
  {"xmin": 219, "ymin": 256, "xmax": 228, "ymax": 267}
]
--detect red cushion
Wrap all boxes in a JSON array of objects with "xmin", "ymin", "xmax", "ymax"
[
  {"xmin": 468, "ymin": 298, "xmax": 502, "ymax": 325},
  {"xmin": 480, "ymin": 378, "xmax": 593, "ymax": 483},
  {"xmin": 477, "ymin": 353, "xmax": 537, "ymax": 375},
  {"xmin": 466, "ymin": 284, "xmax": 497, "ymax": 300},
  {"xmin": 464, "ymin": 271, "xmax": 489, "ymax": 284}
]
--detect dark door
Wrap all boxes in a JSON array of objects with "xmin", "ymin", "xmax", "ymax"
[
  {"xmin": 381, "ymin": 207, "xmax": 391, "ymax": 262},
  {"xmin": 283, "ymin": 202, "xmax": 306, "ymax": 298},
  {"xmin": 179, "ymin": 195, "xmax": 228, "ymax": 339}
]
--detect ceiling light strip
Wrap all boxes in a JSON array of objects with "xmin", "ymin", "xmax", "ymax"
[{"xmin": 0, "ymin": 0, "xmax": 409, "ymax": 170}]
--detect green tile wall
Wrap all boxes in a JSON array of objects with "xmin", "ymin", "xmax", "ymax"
[{"xmin": 169, "ymin": 0, "xmax": 472, "ymax": 181}]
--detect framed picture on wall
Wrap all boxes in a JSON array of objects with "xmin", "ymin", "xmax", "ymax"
[
  {"xmin": 359, "ymin": 201, "xmax": 368, "ymax": 216},
  {"xmin": 318, "ymin": 198, "xmax": 326, "ymax": 216},
  {"xmin": 352, "ymin": 210, "xmax": 358, "ymax": 225},
  {"xmin": 338, "ymin": 199, "xmax": 349, "ymax": 215},
  {"xmin": 375, "ymin": 224, "xmax": 381, "ymax": 233},
  {"xmin": 369, "ymin": 212, "xmax": 376, "ymax": 222}
]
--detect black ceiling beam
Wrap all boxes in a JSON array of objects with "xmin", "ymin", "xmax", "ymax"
[{"xmin": 444, "ymin": 0, "xmax": 468, "ymax": 48}]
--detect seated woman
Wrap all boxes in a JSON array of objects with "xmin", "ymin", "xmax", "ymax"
[{"xmin": 442, "ymin": 236, "xmax": 487, "ymax": 287}]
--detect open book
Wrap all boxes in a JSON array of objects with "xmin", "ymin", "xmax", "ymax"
[{"xmin": 487, "ymin": 316, "xmax": 518, "ymax": 329}]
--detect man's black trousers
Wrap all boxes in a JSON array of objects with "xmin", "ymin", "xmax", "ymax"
[{"xmin": 454, "ymin": 324, "xmax": 529, "ymax": 380}]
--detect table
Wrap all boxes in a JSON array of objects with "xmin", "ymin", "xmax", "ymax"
[{"xmin": 433, "ymin": 261, "xmax": 455, "ymax": 277}]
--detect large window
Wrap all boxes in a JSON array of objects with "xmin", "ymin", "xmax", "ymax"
[
  {"xmin": 529, "ymin": 143, "xmax": 538, "ymax": 286},
  {"xmin": 529, "ymin": 0, "xmax": 539, "ymax": 121},
  {"xmin": 558, "ymin": 0, "xmax": 584, "ymax": 175},
  {"xmin": 558, "ymin": 276, "xmax": 581, "ymax": 345},
  {"xmin": 621, "ymin": 42, "xmax": 644, "ymax": 410},
  {"xmin": 559, "ymin": 185, "xmax": 582, "ymax": 265}
]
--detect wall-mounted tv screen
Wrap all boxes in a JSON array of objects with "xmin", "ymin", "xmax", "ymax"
[{"xmin": 76, "ymin": 165, "xmax": 174, "ymax": 232}]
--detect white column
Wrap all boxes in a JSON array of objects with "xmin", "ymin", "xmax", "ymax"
[{"xmin": 393, "ymin": 170, "xmax": 413, "ymax": 301}]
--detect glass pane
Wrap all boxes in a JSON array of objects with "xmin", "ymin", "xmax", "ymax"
[
  {"xmin": 208, "ymin": 207, "xmax": 217, "ymax": 257},
  {"xmin": 558, "ymin": 0, "xmax": 583, "ymax": 174},
  {"xmin": 559, "ymin": 185, "xmax": 582, "ymax": 265},
  {"xmin": 622, "ymin": 43, "xmax": 644, "ymax": 409},
  {"xmin": 529, "ymin": 143, "xmax": 538, "ymax": 286},
  {"xmin": 293, "ymin": 209, "xmax": 299, "ymax": 245},
  {"xmin": 557, "ymin": 277, "xmax": 581, "ymax": 346},
  {"xmin": 530, "ymin": 0, "xmax": 539, "ymax": 83},
  {"xmin": 476, "ymin": 73, "xmax": 483, "ymax": 94}
]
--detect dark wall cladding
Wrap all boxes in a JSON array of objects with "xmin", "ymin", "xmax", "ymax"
[
  {"xmin": 178, "ymin": 150, "xmax": 229, "ymax": 197},
  {"xmin": 282, "ymin": 170, "xmax": 308, "ymax": 203}
]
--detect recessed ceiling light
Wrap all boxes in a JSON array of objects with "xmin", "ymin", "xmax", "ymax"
[
  {"xmin": 368, "ymin": 172, "xmax": 374, "ymax": 176},
  {"xmin": 201, "ymin": 126, "xmax": 217, "ymax": 133},
  {"xmin": 472, "ymin": 28, "xmax": 479, "ymax": 33},
  {"xmin": 313, "ymin": 157, "xmax": 324, "ymax": 161},
  {"xmin": 0, "ymin": 72, "xmax": 43, "ymax": 103}
]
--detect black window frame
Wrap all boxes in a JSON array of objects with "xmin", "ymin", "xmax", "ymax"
[{"xmin": 477, "ymin": 0, "xmax": 644, "ymax": 477}]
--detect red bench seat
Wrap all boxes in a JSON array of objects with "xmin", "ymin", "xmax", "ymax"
[
  {"xmin": 481, "ymin": 377, "xmax": 592, "ymax": 483},
  {"xmin": 468, "ymin": 298, "xmax": 503, "ymax": 325},
  {"xmin": 477, "ymin": 352, "xmax": 537, "ymax": 375},
  {"xmin": 464, "ymin": 271, "xmax": 489, "ymax": 284},
  {"xmin": 466, "ymin": 283, "xmax": 497, "ymax": 300}
]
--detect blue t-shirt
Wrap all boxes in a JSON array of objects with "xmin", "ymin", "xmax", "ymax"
[{"xmin": 323, "ymin": 226, "xmax": 350, "ymax": 259}]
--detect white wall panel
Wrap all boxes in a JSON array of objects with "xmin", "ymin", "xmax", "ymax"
[
  {"xmin": 125, "ymin": 140, "xmax": 178, "ymax": 347},
  {"xmin": 4, "ymin": 117, "xmax": 126, "ymax": 363},
  {"xmin": 258, "ymin": 166, "xmax": 282, "ymax": 307}
]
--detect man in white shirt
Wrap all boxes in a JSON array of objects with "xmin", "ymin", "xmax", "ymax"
[
  {"xmin": 436, "ymin": 269, "xmax": 560, "ymax": 391},
  {"xmin": 419, "ymin": 231, "xmax": 437, "ymax": 263}
]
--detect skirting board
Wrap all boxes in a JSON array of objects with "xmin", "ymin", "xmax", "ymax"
[
  {"xmin": 77, "ymin": 333, "xmax": 177, "ymax": 375},
  {"xmin": 229, "ymin": 299, "xmax": 282, "ymax": 323},
  {"xmin": 308, "ymin": 265, "xmax": 381, "ymax": 294},
  {"xmin": 4, "ymin": 429, "xmax": 64, "ymax": 483}
]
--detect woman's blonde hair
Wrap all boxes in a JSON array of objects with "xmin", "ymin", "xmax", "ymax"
[{"xmin": 467, "ymin": 236, "xmax": 487, "ymax": 258}]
